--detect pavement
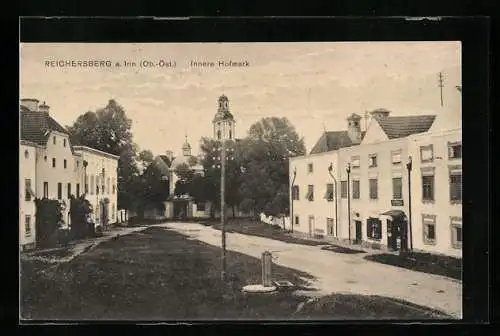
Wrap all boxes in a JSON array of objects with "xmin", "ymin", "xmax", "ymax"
[
  {"xmin": 158, "ymin": 222, "xmax": 463, "ymax": 318},
  {"xmin": 21, "ymin": 225, "xmax": 148, "ymax": 264}
]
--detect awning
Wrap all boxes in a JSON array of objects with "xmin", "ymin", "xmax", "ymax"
[{"xmin": 380, "ymin": 209, "xmax": 406, "ymax": 219}]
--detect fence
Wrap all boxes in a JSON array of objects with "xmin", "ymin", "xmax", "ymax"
[{"xmin": 259, "ymin": 213, "xmax": 290, "ymax": 230}]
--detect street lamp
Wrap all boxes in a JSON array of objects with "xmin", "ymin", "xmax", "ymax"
[
  {"xmin": 346, "ymin": 162, "xmax": 351, "ymax": 243},
  {"xmin": 406, "ymin": 156, "xmax": 413, "ymax": 251},
  {"xmin": 327, "ymin": 163, "xmax": 338, "ymax": 238},
  {"xmin": 212, "ymin": 140, "xmax": 235, "ymax": 282},
  {"xmin": 290, "ymin": 167, "xmax": 297, "ymax": 233}
]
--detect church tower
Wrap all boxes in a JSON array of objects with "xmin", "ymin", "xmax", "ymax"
[
  {"xmin": 213, "ymin": 94, "xmax": 235, "ymax": 141},
  {"xmin": 182, "ymin": 136, "xmax": 191, "ymax": 156}
]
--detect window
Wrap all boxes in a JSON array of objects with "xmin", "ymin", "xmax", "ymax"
[
  {"xmin": 391, "ymin": 150, "xmax": 402, "ymax": 165},
  {"xmin": 448, "ymin": 142, "xmax": 462, "ymax": 159},
  {"xmin": 340, "ymin": 181, "xmax": 347, "ymax": 198},
  {"xmin": 43, "ymin": 182, "xmax": 48, "ymax": 198},
  {"xmin": 351, "ymin": 156, "xmax": 360, "ymax": 169},
  {"xmin": 305, "ymin": 185, "xmax": 314, "ymax": 201},
  {"xmin": 326, "ymin": 218, "xmax": 334, "ymax": 235},
  {"xmin": 449, "ymin": 165, "xmax": 462, "ymax": 203},
  {"xmin": 24, "ymin": 150, "xmax": 29, "ymax": 159},
  {"xmin": 76, "ymin": 160, "xmax": 80, "ymax": 168},
  {"xmin": 352, "ymin": 180, "xmax": 360, "ymax": 199},
  {"xmin": 112, "ymin": 183, "xmax": 116, "ymax": 194},
  {"xmin": 25, "ymin": 179, "xmax": 34, "ymax": 201},
  {"xmin": 44, "ymin": 155, "xmax": 47, "ymax": 162},
  {"xmin": 67, "ymin": 183, "xmax": 72, "ymax": 199},
  {"xmin": 229, "ymin": 130, "xmax": 232, "ymax": 139},
  {"xmin": 450, "ymin": 217, "xmax": 462, "ymax": 249},
  {"xmin": 392, "ymin": 177, "xmax": 403, "ymax": 199},
  {"xmin": 76, "ymin": 183, "xmax": 80, "ymax": 197},
  {"xmin": 292, "ymin": 185, "xmax": 300, "ymax": 200},
  {"xmin": 53, "ymin": 136, "xmax": 56, "ymax": 145},
  {"xmin": 420, "ymin": 145, "xmax": 434, "ymax": 162},
  {"xmin": 25, "ymin": 215, "xmax": 31, "ymax": 236},
  {"xmin": 85, "ymin": 176, "xmax": 89, "ymax": 194},
  {"xmin": 308, "ymin": 163, "xmax": 313, "ymax": 173},
  {"xmin": 369, "ymin": 178, "xmax": 378, "ymax": 200},
  {"xmin": 96, "ymin": 176, "xmax": 100, "ymax": 195},
  {"xmin": 64, "ymin": 159, "xmax": 67, "ymax": 169},
  {"xmin": 90, "ymin": 176, "xmax": 94, "ymax": 195},
  {"xmin": 63, "ymin": 138, "xmax": 67, "ymax": 147},
  {"xmin": 367, "ymin": 218, "xmax": 382, "ymax": 240},
  {"xmin": 197, "ymin": 202, "xmax": 206, "ymax": 212},
  {"xmin": 324, "ymin": 183, "xmax": 334, "ymax": 202},
  {"xmin": 422, "ymin": 214, "xmax": 437, "ymax": 245},
  {"xmin": 57, "ymin": 183, "xmax": 62, "ymax": 200},
  {"xmin": 294, "ymin": 216, "xmax": 300, "ymax": 226},
  {"xmin": 422, "ymin": 168, "xmax": 435, "ymax": 201},
  {"xmin": 112, "ymin": 203, "xmax": 115, "ymax": 220},
  {"xmin": 368, "ymin": 154, "xmax": 377, "ymax": 168},
  {"xmin": 107, "ymin": 177, "xmax": 110, "ymax": 195},
  {"xmin": 217, "ymin": 130, "xmax": 221, "ymax": 140},
  {"xmin": 52, "ymin": 158, "xmax": 56, "ymax": 168}
]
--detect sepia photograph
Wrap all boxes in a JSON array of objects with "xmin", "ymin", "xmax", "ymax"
[{"xmin": 19, "ymin": 41, "xmax": 462, "ymax": 321}]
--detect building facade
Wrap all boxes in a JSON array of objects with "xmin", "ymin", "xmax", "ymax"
[
  {"xmin": 19, "ymin": 98, "xmax": 119, "ymax": 250},
  {"xmin": 73, "ymin": 146, "xmax": 119, "ymax": 227},
  {"xmin": 290, "ymin": 108, "xmax": 462, "ymax": 257}
]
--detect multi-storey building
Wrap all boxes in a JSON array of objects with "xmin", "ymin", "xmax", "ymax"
[
  {"xmin": 19, "ymin": 98, "xmax": 119, "ymax": 250},
  {"xmin": 290, "ymin": 108, "xmax": 462, "ymax": 257}
]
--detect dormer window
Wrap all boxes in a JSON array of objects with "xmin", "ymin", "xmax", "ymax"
[
  {"xmin": 53, "ymin": 136, "xmax": 56, "ymax": 145},
  {"xmin": 63, "ymin": 139, "xmax": 67, "ymax": 147}
]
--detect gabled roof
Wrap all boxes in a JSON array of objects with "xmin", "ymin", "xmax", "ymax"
[
  {"xmin": 376, "ymin": 115, "xmax": 436, "ymax": 139},
  {"xmin": 20, "ymin": 108, "xmax": 69, "ymax": 146},
  {"xmin": 310, "ymin": 131, "xmax": 366, "ymax": 155},
  {"xmin": 158, "ymin": 155, "xmax": 172, "ymax": 167},
  {"xmin": 152, "ymin": 156, "xmax": 171, "ymax": 176}
]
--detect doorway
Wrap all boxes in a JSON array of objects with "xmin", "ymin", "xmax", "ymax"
[
  {"xmin": 387, "ymin": 219, "xmax": 402, "ymax": 251},
  {"xmin": 354, "ymin": 220, "xmax": 362, "ymax": 244},
  {"xmin": 308, "ymin": 216, "xmax": 315, "ymax": 237}
]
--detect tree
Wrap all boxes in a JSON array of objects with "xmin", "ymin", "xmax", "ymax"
[
  {"xmin": 239, "ymin": 117, "xmax": 305, "ymax": 216},
  {"xmin": 137, "ymin": 149, "xmax": 154, "ymax": 169},
  {"xmin": 66, "ymin": 99, "xmax": 140, "ymax": 211}
]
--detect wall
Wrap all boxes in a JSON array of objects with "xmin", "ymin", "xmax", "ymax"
[
  {"xmin": 19, "ymin": 143, "xmax": 37, "ymax": 249},
  {"xmin": 408, "ymin": 129, "xmax": 462, "ymax": 257},
  {"xmin": 35, "ymin": 131, "xmax": 77, "ymax": 228},
  {"xmin": 192, "ymin": 202, "xmax": 211, "ymax": 218},
  {"xmin": 75, "ymin": 147, "xmax": 119, "ymax": 226},
  {"xmin": 289, "ymin": 151, "xmax": 339, "ymax": 237},
  {"xmin": 336, "ymin": 137, "xmax": 410, "ymax": 246}
]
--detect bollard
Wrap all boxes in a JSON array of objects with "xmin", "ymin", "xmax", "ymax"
[{"xmin": 261, "ymin": 251, "xmax": 273, "ymax": 287}]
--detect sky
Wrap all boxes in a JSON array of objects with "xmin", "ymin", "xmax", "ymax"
[{"xmin": 20, "ymin": 42, "xmax": 461, "ymax": 156}]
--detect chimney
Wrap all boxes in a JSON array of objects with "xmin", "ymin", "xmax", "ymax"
[
  {"xmin": 165, "ymin": 150, "xmax": 174, "ymax": 162},
  {"xmin": 20, "ymin": 98, "xmax": 40, "ymax": 112},
  {"xmin": 370, "ymin": 108, "xmax": 391, "ymax": 120},
  {"xmin": 347, "ymin": 113, "xmax": 362, "ymax": 144},
  {"xmin": 39, "ymin": 101, "xmax": 50, "ymax": 114}
]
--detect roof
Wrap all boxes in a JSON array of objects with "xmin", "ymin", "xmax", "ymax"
[
  {"xmin": 376, "ymin": 115, "xmax": 436, "ymax": 139},
  {"xmin": 213, "ymin": 109, "xmax": 235, "ymax": 123},
  {"xmin": 20, "ymin": 108, "xmax": 69, "ymax": 146},
  {"xmin": 158, "ymin": 155, "xmax": 172, "ymax": 167},
  {"xmin": 152, "ymin": 156, "xmax": 171, "ymax": 175},
  {"xmin": 72, "ymin": 146, "xmax": 120, "ymax": 160},
  {"xmin": 309, "ymin": 130, "xmax": 366, "ymax": 155}
]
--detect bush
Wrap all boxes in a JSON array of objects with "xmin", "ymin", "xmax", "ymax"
[
  {"xmin": 69, "ymin": 195, "xmax": 93, "ymax": 240},
  {"xmin": 34, "ymin": 198, "xmax": 64, "ymax": 248}
]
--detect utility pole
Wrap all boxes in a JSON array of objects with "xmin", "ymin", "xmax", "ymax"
[
  {"xmin": 438, "ymin": 72, "xmax": 444, "ymax": 107},
  {"xmin": 364, "ymin": 110, "xmax": 369, "ymax": 132},
  {"xmin": 220, "ymin": 139, "xmax": 227, "ymax": 282}
]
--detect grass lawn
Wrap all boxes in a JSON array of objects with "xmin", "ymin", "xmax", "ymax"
[
  {"xmin": 206, "ymin": 218, "xmax": 327, "ymax": 247},
  {"xmin": 21, "ymin": 227, "xmax": 451, "ymax": 320},
  {"xmin": 30, "ymin": 247, "xmax": 73, "ymax": 259},
  {"xmin": 364, "ymin": 252, "xmax": 462, "ymax": 281}
]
